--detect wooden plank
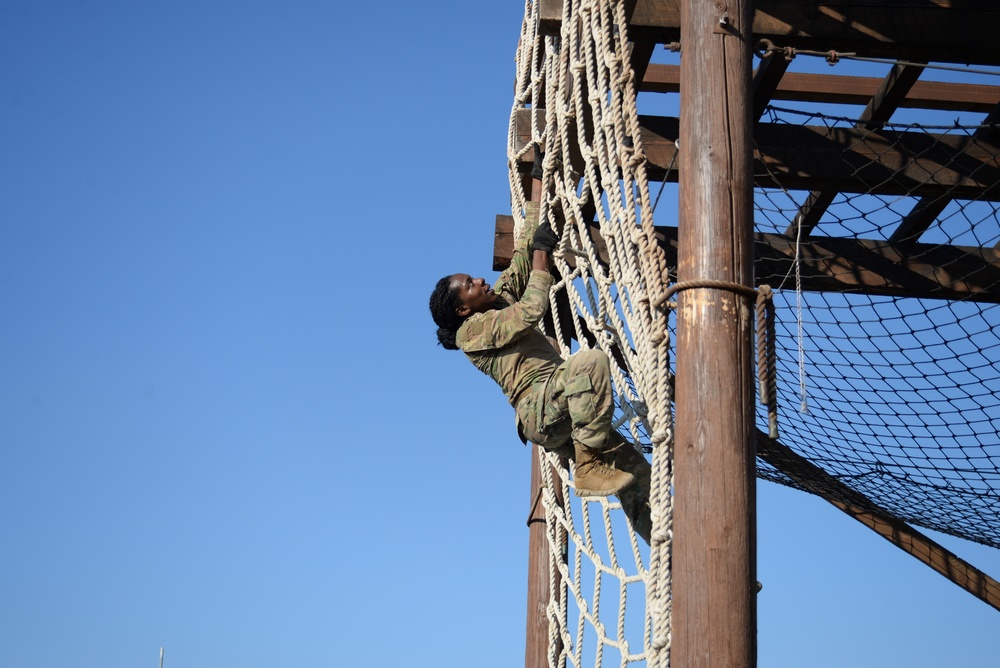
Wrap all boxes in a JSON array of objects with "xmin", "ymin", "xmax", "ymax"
[
  {"xmin": 756, "ymin": 433, "xmax": 1000, "ymax": 613},
  {"xmin": 748, "ymin": 121, "xmax": 1000, "ymax": 199},
  {"xmin": 629, "ymin": 39, "xmax": 658, "ymax": 93},
  {"xmin": 494, "ymin": 217, "xmax": 1000, "ymax": 304},
  {"xmin": 642, "ymin": 64, "xmax": 1000, "ymax": 113},
  {"xmin": 629, "ymin": 0, "xmax": 1000, "ymax": 65},
  {"xmin": 494, "ymin": 215, "xmax": 660, "ymax": 273},
  {"xmin": 524, "ymin": 446, "xmax": 564, "ymax": 668},
  {"xmin": 890, "ymin": 197, "xmax": 950, "ymax": 244},
  {"xmin": 539, "ymin": 1, "xmax": 1000, "ymax": 65}
]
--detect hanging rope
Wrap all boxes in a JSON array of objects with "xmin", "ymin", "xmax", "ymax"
[{"xmin": 756, "ymin": 285, "xmax": 778, "ymax": 439}]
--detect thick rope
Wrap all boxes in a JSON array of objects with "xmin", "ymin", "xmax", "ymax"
[
  {"xmin": 509, "ymin": 1, "xmax": 674, "ymax": 666},
  {"xmin": 756, "ymin": 285, "xmax": 778, "ymax": 439}
]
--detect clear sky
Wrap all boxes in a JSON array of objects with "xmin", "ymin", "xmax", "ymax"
[{"xmin": 2, "ymin": 3, "xmax": 998, "ymax": 667}]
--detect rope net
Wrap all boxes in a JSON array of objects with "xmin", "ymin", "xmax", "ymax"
[
  {"xmin": 506, "ymin": 2, "xmax": 1000, "ymax": 667},
  {"xmin": 509, "ymin": 1, "xmax": 673, "ymax": 666}
]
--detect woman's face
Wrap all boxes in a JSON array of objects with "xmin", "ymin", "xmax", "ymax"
[{"xmin": 450, "ymin": 273, "xmax": 498, "ymax": 316}]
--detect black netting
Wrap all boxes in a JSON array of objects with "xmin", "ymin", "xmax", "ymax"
[{"xmin": 753, "ymin": 107, "xmax": 1000, "ymax": 547}]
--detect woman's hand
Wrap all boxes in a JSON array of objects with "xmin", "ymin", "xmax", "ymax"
[
  {"xmin": 531, "ymin": 221, "xmax": 558, "ymax": 272},
  {"xmin": 531, "ymin": 221, "xmax": 558, "ymax": 254}
]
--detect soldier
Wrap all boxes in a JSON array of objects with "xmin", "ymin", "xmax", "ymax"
[{"xmin": 428, "ymin": 201, "xmax": 649, "ymax": 501}]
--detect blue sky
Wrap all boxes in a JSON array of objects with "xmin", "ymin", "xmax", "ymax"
[{"xmin": 1, "ymin": 3, "xmax": 998, "ymax": 667}]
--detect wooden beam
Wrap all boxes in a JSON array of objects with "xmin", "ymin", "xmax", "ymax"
[
  {"xmin": 752, "ymin": 50, "xmax": 792, "ymax": 123},
  {"xmin": 857, "ymin": 62, "xmax": 927, "ymax": 132},
  {"xmin": 515, "ymin": 108, "xmax": 1000, "ymax": 199},
  {"xmin": 621, "ymin": 0, "xmax": 658, "ymax": 87},
  {"xmin": 756, "ymin": 432, "xmax": 1000, "ymax": 613},
  {"xmin": 890, "ymin": 197, "xmax": 950, "ymax": 244},
  {"xmin": 541, "ymin": 0, "xmax": 655, "ymax": 75},
  {"xmin": 494, "ymin": 217, "xmax": 1000, "ymax": 304},
  {"xmin": 524, "ymin": 445, "xmax": 557, "ymax": 668},
  {"xmin": 642, "ymin": 64, "xmax": 1000, "ymax": 113},
  {"xmin": 754, "ymin": 233, "xmax": 1000, "ymax": 303},
  {"xmin": 628, "ymin": 0, "xmax": 1000, "ymax": 65},
  {"xmin": 629, "ymin": 39, "xmax": 658, "ymax": 94},
  {"xmin": 783, "ymin": 190, "xmax": 835, "ymax": 237},
  {"xmin": 786, "ymin": 62, "xmax": 927, "ymax": 240},
  {"xmin": 539, "ymin": 0, "xmax": 562, "ymax": 36},
  {"xmin": 636, "ymin": 115, "xmax": 1000, "ymax": 199},
  {"xmin": 495, "ymin": 216, "xmax": 646, "ymax": 273},
  {"xmin": 891, "ymin": 103, "xmax": 1000, "ymax": 243}
]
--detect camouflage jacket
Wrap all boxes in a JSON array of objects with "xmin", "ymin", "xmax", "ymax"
[{"xmin": 455, "ymin": 204, "xmax": 564, "ymax": 408}]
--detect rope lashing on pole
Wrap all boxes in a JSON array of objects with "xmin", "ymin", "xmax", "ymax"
[
  {"xmin": 655, "ymin": 280, "xmax": 780, "ymax": 439},
  {"xmin": 756, "ymin": 285, "xmax": 778, "ymax": 439}
]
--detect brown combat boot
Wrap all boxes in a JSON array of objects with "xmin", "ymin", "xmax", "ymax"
[
  {"xmin": 573, "ymin": 440, "xmax": 636, "ymax": 497},
  {"xmin": 603, "ymin": 432, "xmax": 653, "ymax": 541},
  {"xmin": 605, "ymin": 431, "xmax": 651, "ymax": 489}
]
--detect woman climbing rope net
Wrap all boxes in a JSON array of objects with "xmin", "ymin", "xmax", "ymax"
[{"xmin": 428, "ymin": 192, "xmax": 651, "ymax": 530}]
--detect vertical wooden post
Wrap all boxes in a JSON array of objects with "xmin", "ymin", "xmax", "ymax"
[
  {"xmin": 525, "ymin": 443, "xmax": 553, "ymax": 668},
  {"xmin": 674, "ymin": 0, "xmax": 757, "ymax": 665},
  {"xmin": 524, "ymin": 173, "xmax": 563, "ymax": 668}
]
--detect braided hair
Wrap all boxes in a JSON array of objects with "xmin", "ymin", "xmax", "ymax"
[{"xmin": 429, "ymin": 275, "xmax": 464, "ymax": 350}]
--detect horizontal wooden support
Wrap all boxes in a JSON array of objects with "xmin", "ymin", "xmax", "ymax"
[
  {"xmin": 641, "ymin": 64, "xmax": 1000, "ymax": 114},
  {"xmin": 540, "ymin": 0, "xmax": 645, "ymax": 37},
  {"xmin": 754, "ymin": 233, "xmax": 1000, "ymax": 303},
  {"xmin": 628, "ymin": 0, "xmax": 1000, "ymax": 65},
  {"xmin": 755, "ymin": 432, "xmax": 1000, "ymax": 613},
  {"xmin": 538, "ymin": 0, "xmax": 1000, "ymax": 64},
  {"xmin": 637, "ymin": 115, "xmax": 1000, "ymax": 199},
  {"xmin": 493, "ymin": 216, "xmax": 1000, "ymax": 304},
  {"xmin": 539, "ymin": 0, "xmax": 563, "ymax": 35},
  {"xmin": 512, "ymin": 108, "xmax": 1000, "ymax": 199},
  {"xmin": 493, "ymin": 215, "xmax": 626, "ymax": 273}
]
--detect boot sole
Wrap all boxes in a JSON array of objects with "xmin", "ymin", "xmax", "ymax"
[{"xmin": 573, "ymin": 478, "xmax": 634, "ymax": 497}]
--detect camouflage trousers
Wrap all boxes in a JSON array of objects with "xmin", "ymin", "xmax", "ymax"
[{"xmin": 515, "ymin": 349, "xmax": 614, "ymax": 452}]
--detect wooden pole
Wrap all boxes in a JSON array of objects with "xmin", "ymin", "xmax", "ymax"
[
  {"xmin": 524, "ymin": 175, "xmax": 563, "ymax": 668},
  {"xmin": 673, "ymin": 0, "xmax": 757, "ymax": 665},
  {"xmin": 525, "ymin": 443, "xmax": 554, "ymax": 668}
]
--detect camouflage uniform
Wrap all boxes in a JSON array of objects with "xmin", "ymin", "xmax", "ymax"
[{"xmin": 455, "ymin": 203, "xmax": 613, "ymax": 452}]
